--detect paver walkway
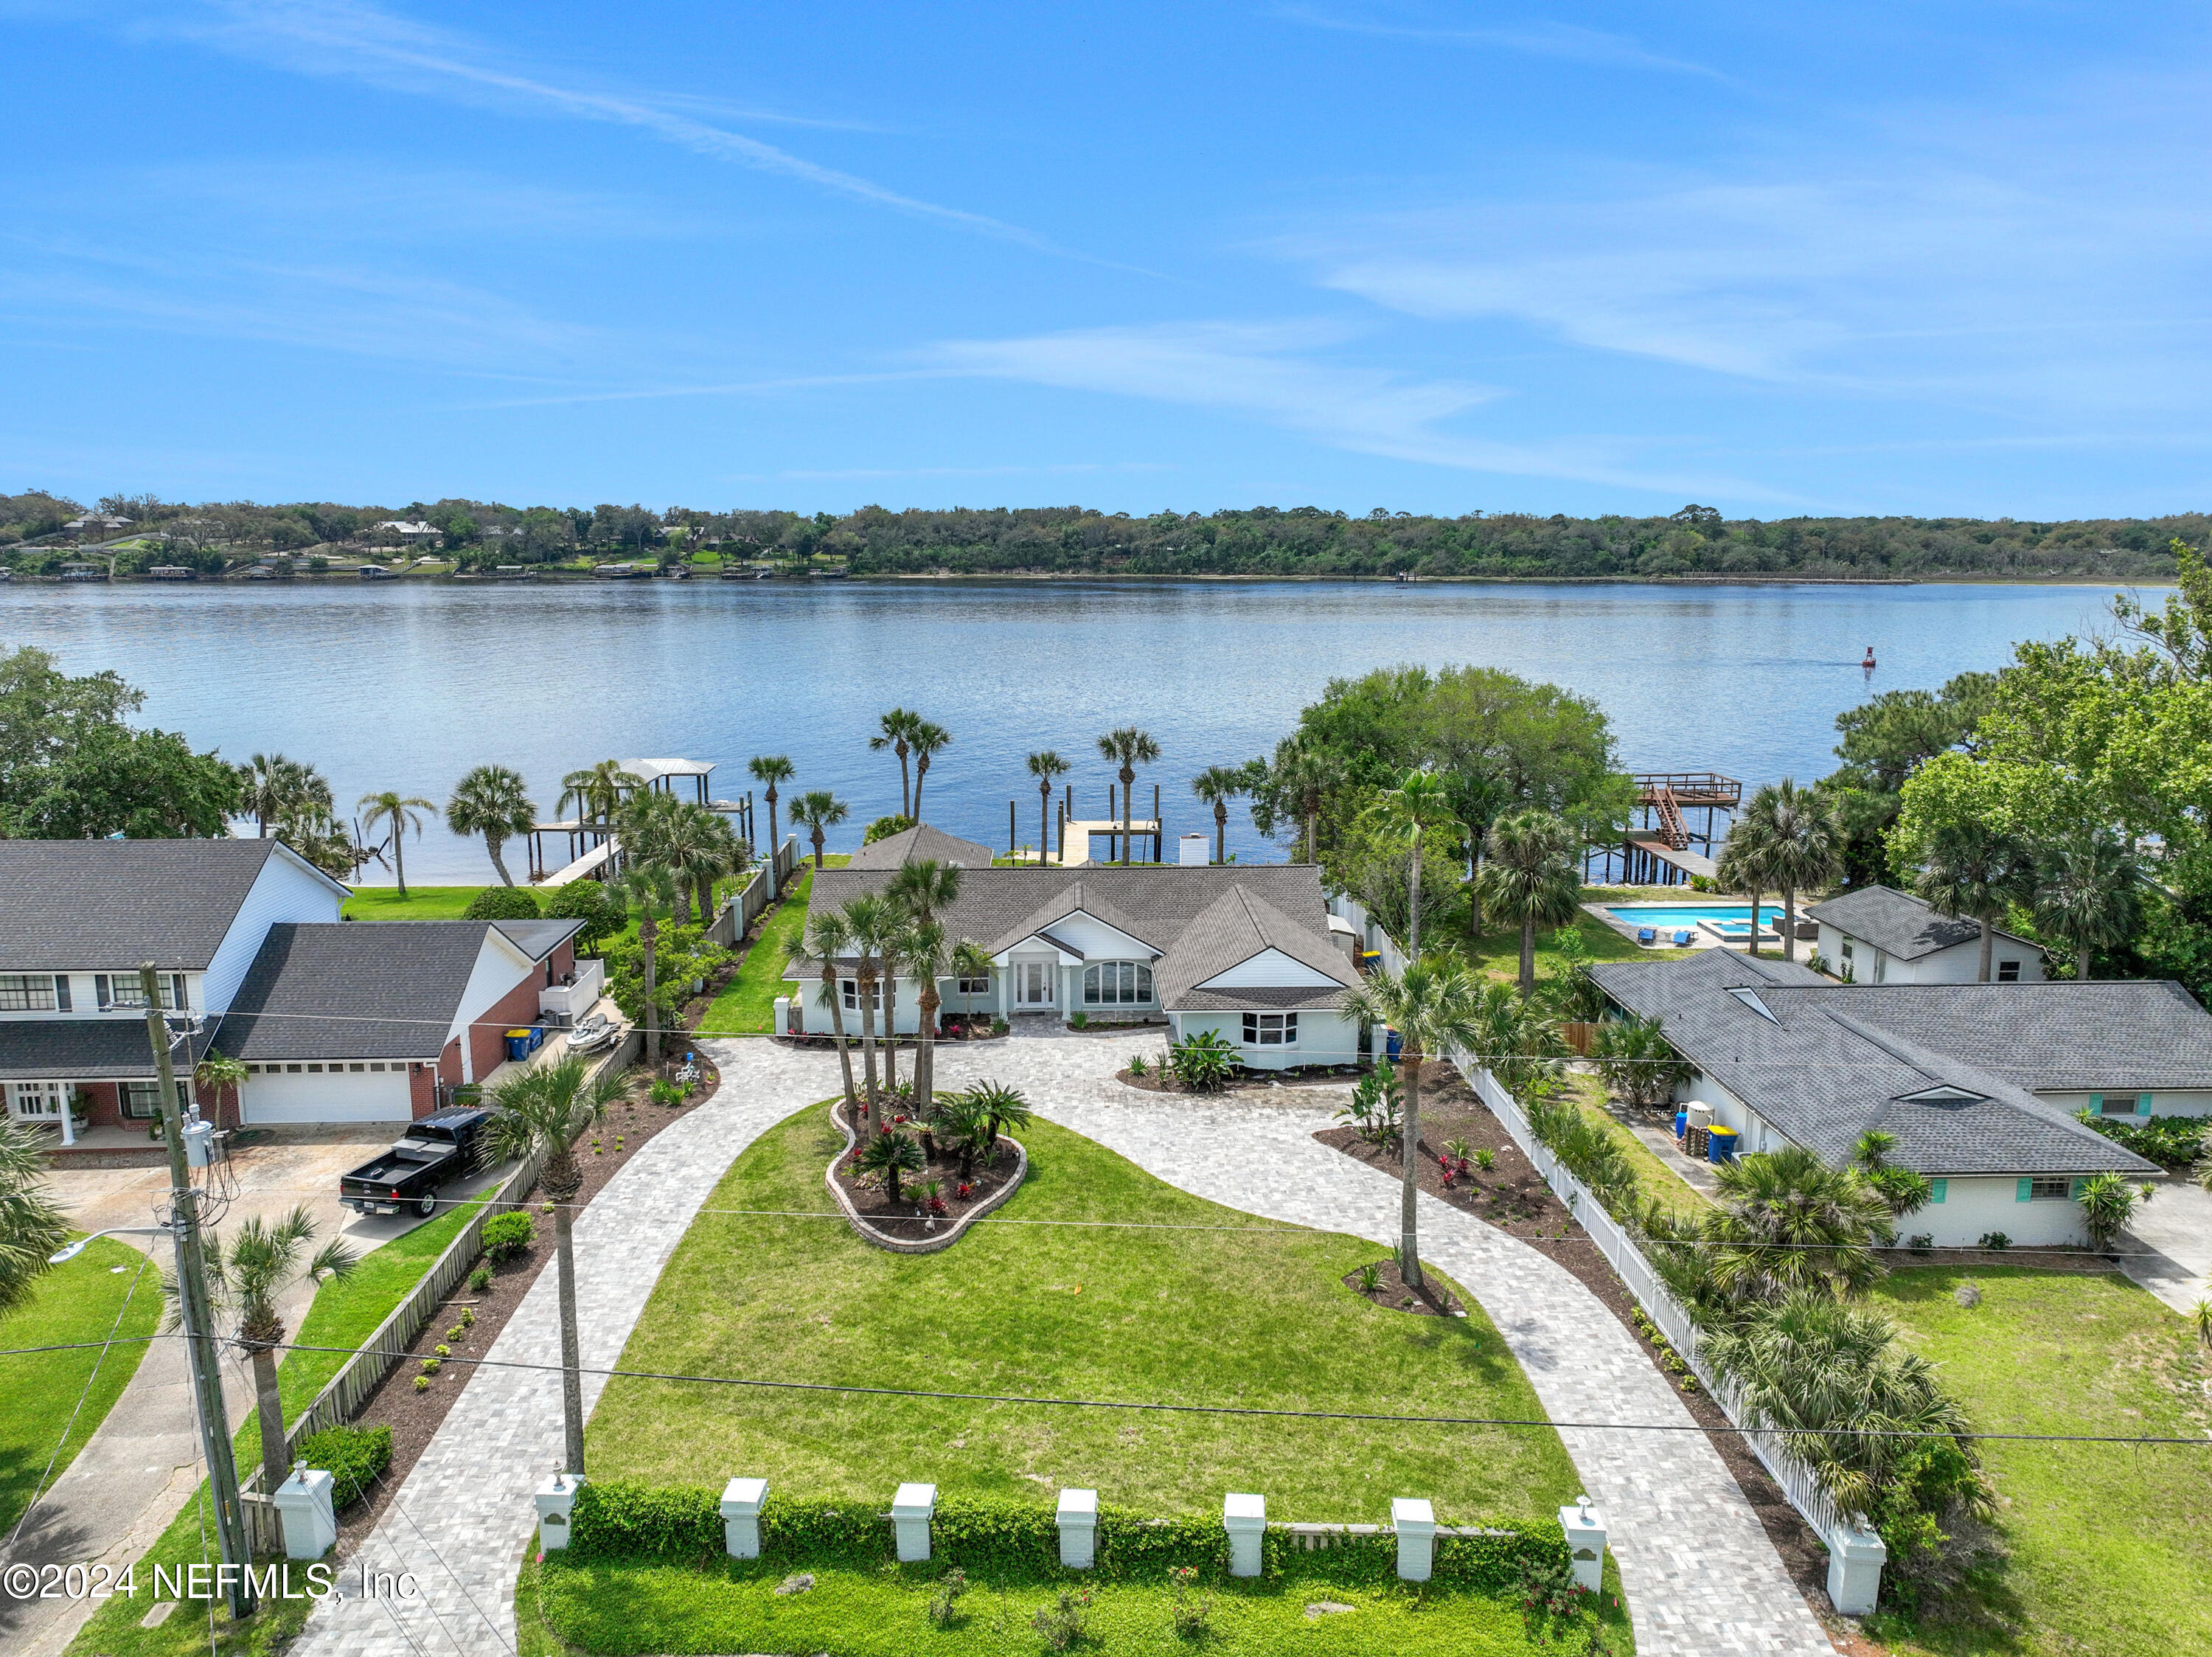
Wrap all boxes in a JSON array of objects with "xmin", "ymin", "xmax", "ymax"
[
  {"xmin": 292, "ymin": 1028, "xmax": 1832, "ymax": 1656},
  {"xmin": 2121, "ymin": 1175, "xmax": 2212, "ymax": 1314}
]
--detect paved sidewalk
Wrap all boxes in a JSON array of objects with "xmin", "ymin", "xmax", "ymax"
[
  {"xmin": 2121, "ymin": 1176, "xmax": 2212, "ymax": 1314},
  {"xmin": 287, "ymin": 1040, "xmax": 841, "ymax": 1657}
]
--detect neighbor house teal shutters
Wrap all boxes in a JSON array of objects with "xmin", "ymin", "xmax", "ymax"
[
  {"xmin": 1930, "ymin": 1178, "xmax": 1947, "ymax": 1203},
  {"xmin": 2139, "ymin": 1092, "xmax": 2153, "ymax": 1116},
  {"xmin": 2016, "ymin": 1178, "xmax": 2033, "ymax": 1202},
  {"xmin": 2070, "ymin": 1177, "xmax": 2087, "ymax": 1198},
  {"xmin": 2090, "ymin": 1093, "xmax": 2103, "ymax": 1115}
]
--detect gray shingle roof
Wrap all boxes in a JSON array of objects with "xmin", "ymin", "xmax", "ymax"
[
  {"xmin": 1804, "ymin": 885, "xmax": 2033, "ymax": 962},
  {"xmin": 1152, "ymin": 886, "xmax": 1361, "ymax": 1011},
  {"xmin": 212, "ymin": 923, "xmax": 499, "ymax": 1060},
  {"xmin": 842, "ymin": 823, "xmax": 995, "ymax": 870},
  {"xmin": 491, "ymin": 919, "xmax": 585, "ymax": 962},
  {"xmin": 0, "ymin": 839, "xmax": 334, "ymax": 971},
  {"xmin": 0, "ymin": 1018, "xmax": 212, "ymax": 1080},
  {"xmin": 1587, "ymin": 951, "xmax": 2160, "ymax": 1175}
]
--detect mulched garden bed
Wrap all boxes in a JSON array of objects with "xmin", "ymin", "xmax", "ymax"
[
  {"xmin": 828, "ymin": 1100, "xmax": 1020, "ymax": 1243},
  {"xmin": 1341, "ymin": 1256, "xmax": 1466, "ymax": 1316},
  {"xmin": 332, "ymin": 1062, "xmax": 716, "ymax": 1560},
  {"xmin": 1115, "ymin": 1064, "xmax": 1363, "ymax": 1094},
  {"xmin": 1313, "ymin": 1060, "xmax": 1845, "ymax": 1623}
]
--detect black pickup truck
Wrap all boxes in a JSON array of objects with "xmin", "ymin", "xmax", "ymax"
[{"xmin": 339, "ymin": 1108, "xmax": 490, "ymax": 1218}]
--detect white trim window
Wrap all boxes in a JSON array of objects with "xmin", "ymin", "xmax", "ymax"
[
  {"xmin": 122, "ymin": 1079, "xmax": 189, "ymax": 1119},
  {"xmin": 1083, "ymin": 962, "xmax": 1153, "ymax": 1006},
  {"xmin": 1242, "ymin": 1012, "xmax": 1298, "ymax": 1046},
  {"xmin": 99, "ymin": 973, "xmax": 181, "ymax": 1011},
  {"xmin": 839, "ymin": 979, "xmax": 883, "ymax": 1013},
  {"xmin": 956, "ymin": 976, "xmax": 991, "ymax": 996},
  {"xmin": 7, "ymin": 1080, "xmax": 65, "ymax": 1119},
  {"xmin": 0, "ymin": 975, "xmax": 59, "ymax": 1012}
]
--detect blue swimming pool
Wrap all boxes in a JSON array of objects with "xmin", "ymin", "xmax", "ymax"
[{"xmin": 1604, "ymin": 903, "xmax": 1787, "ymax": 933}]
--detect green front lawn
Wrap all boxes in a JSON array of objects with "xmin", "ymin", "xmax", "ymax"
[
  {"xmin": 0, "ymin": 1236, "xmax": 164, "ymax": 1534},
  {"xmin": 1464, "ymin": 894, "xmax": 1691, "ymax": 984},
  {"xmin": 589, "ymin": 1108, "xmax": 1581, "ymax": 1518},
  {"xmin": 343, "ymin": 884, "xmax": 489, "ymax": 920},
  {"xmin": 1869, "ymin": 1268, "xmax": 2212, "ymax": 1657},
  {"xmin": 696, "ymin": 857, "xmax": 846, "ymax": 1037}
]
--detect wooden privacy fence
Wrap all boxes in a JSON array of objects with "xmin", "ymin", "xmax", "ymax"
[
  {"xmin": 1447, "ymin": 1050, "xmax": 1888, "ymax": 1605},
  {"xmin": 709, "ymin": 835, "xmax": 798, "ymax": 948}
]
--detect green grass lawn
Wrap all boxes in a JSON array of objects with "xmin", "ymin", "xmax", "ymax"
[
  {"xmin": 696, "ymin": 857, "xmax": 846, "ymax": 1037},
  {"xmin": 342, "ymin": 883, "xmax": 488, "ymax": 920},
  {"xmin": 0, "ymin": 1237, "xmax": 164, "ymax": 1534},
  {"xmin": 1463, "ymin": 894, "xmax": 1691, "ymax": 984},
  {"xmin": 524, "ymin": 1552, "xmax": 1632, "ymax": 1657},
  {"xmin": 1868, "ymin": 1267, "xmax": 2212, "ymax": 1657},
  {"xmin": 590, "ymin": 1107, "xmax": 1582, "ymax": 1519},
  {"xmin": 1558, "ymin": 1077, "xmax": 1709, "ymax": 1226}
]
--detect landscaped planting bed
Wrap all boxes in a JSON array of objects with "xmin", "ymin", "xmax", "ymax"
[{"xmin": 829, "ymin": 1099, "xmax": 1023, "ymax": 1244}]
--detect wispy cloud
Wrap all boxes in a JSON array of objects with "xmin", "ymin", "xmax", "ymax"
[
  {"xmin": 1275, "ymin": 4, "xmax": 1728, "ymax": 80},
  {"xmin": 920, "ymin": 319, "xmax": 1787, "ymax": 496},
  {"xmin": 779, "ymin": 462, "xmax": 1178, "ymax": 481},
  {"xmin": 125, "ymin": 0, "xmax": 1076, "ymax": 255}
]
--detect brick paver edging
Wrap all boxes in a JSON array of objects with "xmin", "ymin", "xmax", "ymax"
[{"xmin": 824, "ymin": 1099, "xmax": 1029, "ymax": 1254}]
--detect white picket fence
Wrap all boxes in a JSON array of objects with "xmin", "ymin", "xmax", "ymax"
[{"xmin": 1449, "ymin": 1051, "xmax": 1886, "ymax": 1599}]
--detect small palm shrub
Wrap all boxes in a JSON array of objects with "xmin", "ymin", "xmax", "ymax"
[
  {"xmin": 2075, "ymin": 1172, "xmax": 2137, "ymax": 1252},
  {"xmin": 1334, "ymin": 1065, "xmax": 1402, "ymax": 1146},
  {"xmin": 1168, "ymin": 1029, "xmax": 1239, "ymax": 1092},
  {"xmin": 854, "ymin": 1130, "xmax": 925, "ymax": 1203},
  {"xmin": 1127, "ymin": 1052, "xmax": 1148, "ymax": 1077},
  {"xmin": 482, "ymin": 1210, "xmax": 535, "ymax": 1263},
  {"xmin": 1589, "ymin": 1013, "xmax": 1693, "ymax": 1111}
]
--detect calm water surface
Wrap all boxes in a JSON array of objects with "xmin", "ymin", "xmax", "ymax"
[{"xmin": 0, "ymin": 579, "xmax": 2132, "ymax": 881}]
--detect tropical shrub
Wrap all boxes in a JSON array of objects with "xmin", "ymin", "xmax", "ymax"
[
  {"xmin": 1588, "ymin": 1013, "xmax": 1693, "ymax": 1111},
  {"xmin": 482, "ymin": 1209, "xmax": 535, "ymax": 1262},
  {"xmin": 862, "ymin": 813, "xmax": 917, "ymax": 844},
  {"xmin": 1523, "ymin": 1093, "xmax": 1638, "ymax": 1208},
  {"xmin": 854, "ymin": 1130, "xmax": 925, "ymax": 1203},
  {"xmin": 296, "ymin": 1423, "xmax": 392, "ymax": 1510},
  {"xmin": 1334, "ymin": 1064, "xmax": 1403, "ymax": 1147},
  {"xmin": 2074, "ymin": 1171, "xmax": 2137, "ymax": 1252},
  {"xmin": 464, "ymin": 885, "xmax": 543, "ymax": 920},
  {"xmin": 1167, "ymin": 1029, "xmax": 1239, "ymax": 1091},
  {"xmin": 1700, "ymin": 1147, "xmax": 1894, "ymax": 1307},
  {"xmin": 543, "ymin": 880, "xmax": 627, "ymax": 955},
  {"xmin": 2079, "ymin": 1110, "xmax": 2205, "ymax": 1167}
]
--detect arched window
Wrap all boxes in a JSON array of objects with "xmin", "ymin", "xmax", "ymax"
[{"xmin": 1082, "ymin": 962, "xmax": 1153, "ymax": 1005}]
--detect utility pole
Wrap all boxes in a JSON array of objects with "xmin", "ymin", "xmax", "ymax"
[{"xmin": 142, "ymin": 964, "xmax": 256, "ymax": 1620}]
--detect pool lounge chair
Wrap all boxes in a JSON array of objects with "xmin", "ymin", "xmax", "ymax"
[
  {"xmin": 1636, "ymin": 927, "xmax": 1657, "ymax": 944},
  {"xmin": 1672, "ymin": 928, "xmax": 1694, "ymax": 946}
]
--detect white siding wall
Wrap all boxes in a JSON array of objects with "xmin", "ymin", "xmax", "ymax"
[
  {"xmin": 1045, "ymin": 914, "xmax": 1153, "ymax": 958},
  {"xmin": 1818, "ymin": 922, "xmax": 2043, "ymax": 985},
  {"xmin": 201, "ymin": 850, "xmax": 349, "ymax": 1012},
  {"xmin": 1171, "ymin": 1009, "xmax": 1359, "ymax": 1070},
  {"xmin": 1198, "ymin": 949, "xmax": 1338, "ymax": 990},
  {"xmin": 2041, "ymin": 1088, "xmax": 2212, "ymax": 1122},
  {"xmin": 1916, "ymin": 1175, "xmax": 2087, "ymax": 1248}
]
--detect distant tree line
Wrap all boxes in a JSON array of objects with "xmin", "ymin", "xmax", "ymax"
[{"xmin": 2, "ymin": 490, "xmax": 2201, "ymax": 580}]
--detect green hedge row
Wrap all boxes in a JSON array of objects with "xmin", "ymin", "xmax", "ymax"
[
  {"xmin": 565, "ymin": 1481, "xmax": 1565, "ymax": 1588},
  {"xmin": 297, "ymin": 1424, "xmax": 392, "ymax": 1511}
]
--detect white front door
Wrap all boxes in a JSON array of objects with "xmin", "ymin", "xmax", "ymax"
[
  {"xmin": 7, "ymin": 1080, "xmax": 64, "ymax": 1122},
  {"xmin": 1016, "ymin": 960, "xmax": 1055, "ymax": 1010}
]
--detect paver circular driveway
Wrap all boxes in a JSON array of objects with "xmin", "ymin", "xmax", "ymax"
[{"xmin": 291, "ymin": 1029, "xmax": 1833, "ymax": 1657}]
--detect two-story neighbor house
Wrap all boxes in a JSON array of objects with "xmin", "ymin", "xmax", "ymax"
[
  {"xmin": 1586, "ymin": 950, "xmax": 2175, "ymax": 1246},
  {"xmin": 1806, "ymin": 885, "xmax": 2045, "ymax": 984},
  {"xmin": 0, "ymin": 840, "xmax": 589, "ymax": 1136},
  {"xmin": 782, "ymin": 850, "xmax": 1363, "ymax": 1070}
]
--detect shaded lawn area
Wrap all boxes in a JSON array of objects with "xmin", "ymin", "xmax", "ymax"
[
  {"xmin": 697, "ymin": 856, "xmax": 846, "ymax": 1036},
  {"xmin": 1462, "ymin": 896, "xmax": 1691, "ymax": 984},
  {"xmin": 589, "ymin": 1108, "xmax": 1582, "ymax": 1521},
  {"xmin": 524, "ymin": 1552, "xmax": 1632, "ymax": 1657},
  {"xmin": 1558, "ymin": 1076, "xmax": 1710, "ymax": 1226},
  {"xmin": 0, "ymin": 1236, "xmax": 163, "ymax": 1535},
  {"xmin": 1869, "ymin": 1267, "xmax": 2212, "ymax": 1657},
  {"xmin": 64, "ymin": 1178, "xmax": 503, "ymax": 1657}
]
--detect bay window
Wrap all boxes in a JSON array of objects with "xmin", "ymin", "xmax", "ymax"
[{"xmin": 1082, "ymin": 962, "xmax": 1152, "ymax": 1006}]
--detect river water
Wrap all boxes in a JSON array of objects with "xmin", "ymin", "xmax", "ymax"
[{"xmin": 0, "ymin": 577, "xmax": 2135, "ymax": 882}]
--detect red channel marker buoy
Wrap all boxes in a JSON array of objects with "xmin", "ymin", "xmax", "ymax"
[{"xmin": 1862, "ymin": 647, "xmax": 1877, "ymax": 670}]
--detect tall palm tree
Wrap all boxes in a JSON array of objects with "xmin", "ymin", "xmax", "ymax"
[
  {"xmin": 888, "ymin": 859, "xmax": 969, "ymax": 1102},
  {"xmin": 0, "ymin": 1118, "xmax": 69, "ymax": 1318},
  {"xmin": 869, "ymin": 709, "xmax": 922, "ymax": 817},
  {"xmin": 1191, "ymin": 765, "xmax": 1250, "ymax": 866},
  {"xmin": 237, "ymin": 753, "xmax": 331, "ymax": 837},
  {"xmin": 1728, "ymin": 780, "xmax": 1841, "ymax": 963},
  {"xmin": 1360, "ymin": 768, "xmax": 1463, "ymax": 960},
  {"xmin": 174, "ymin": 1205, "xmax": 356, "ymax": 1493},
  {"xmin": 445, "ymin": 764, "xmax": 537, "ymax": 886},
  {"xmin": 1703, "ymin": 1146, "xmax": 1895, "ymax": 1304},
  {"xmin": 839, "ymin": 893, "xmax": 898, "ymax": 1136},
  {"xmin": 1275, "ymin": 740, "xmax": 1340, "ymax": 865},
  {"xmin": 790, "ymin": 790, "xmax": 849, "ymax": 870},
  {"xmin": 483, "ymin": 1055, "xmax": 628, "ymax": 1476},
  {"xmin": 747, "ymin": 755, "xmax": 796, "ymax": 894},
  {"xmin": 2034, "ymin": 830, "xmax": 2144, "ymax": 981},
  {"xmin": 801, "ymin": 909, "xmax": 860, "ymax": 1112},
  {"xmin": 633, "ymin": 798, "xmax": 746, "ymax": 925},
  {"xmin": 1096, "ymin": 726, "xmax": 1161, "ymax": 865},
  {"xmin": 1714, "ymin": 826, "xmax": 1772, "ymax": 959},
  {"xmin": 1026, "ymin": 750, "xmax": 1070, "ymax": 864},
  {"xmin": 356, "ymin": 790, "xmax": 434, "ymax": 897},
  {"xmin": 1913, "ymin": 821, "xmax": 2033, "ymax": 983},
  {"xmin": 557, "ymin": 760, "xmax": 643, "ymax": 829},
  {"xmin": 908, "ymin": 720, "xmax": 952, "ymax": 819},
  {"xmin": 612, "ymin": 857, "xmax": 680, "ymax": 1066},
  {"xmin": 192, "ymin": 1052, "xmax": 248, "ymax": 1122},
  {"xmin": 1339, "ymin": 960, "xmax": 1486, "ymax": 1293},
  {"xmin": 1474, "ymin": 810, "xmax": 1584, "ymax": 995}
]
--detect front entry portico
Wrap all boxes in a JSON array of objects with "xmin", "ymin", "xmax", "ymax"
[{"xmin": 1012, "ymin": 957, "xmax": 1058, "ymax": 1013}]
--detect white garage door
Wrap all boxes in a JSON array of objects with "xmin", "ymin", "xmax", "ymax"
[{"xmin": 242, "ymin": 1068, "xmax": 413, "ymax": 1125}]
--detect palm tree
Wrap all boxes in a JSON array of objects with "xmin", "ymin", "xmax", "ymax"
[
  {"xmin": 1467, "ymin": 978, "xmax": 1569, "ymax": 1096},
  {"xmin": 1096, "ymin": 727, "xmax": 1161, "ymax": 865},
  {"xmin": 1360, "ymin": 768, "xmax": 1463, "ymax": 960},
  {"xmin": 237, "ymin": 754, "xmax": 332, "ymax": 838},
  {"xmin": 356, "ymin": 790, "xmax": 434, "ymax": 897},
  {"xmin": 962, "ymin": 1080, "xmax": 1033, "ymax": 1164},
  {"xmin": 855, "ymin": 1129, "xmax": 925, "ymax": 1204},
  {"xmin": 2034, "ymin": 830, "xmax": 2144, "ymax": 980},
  {"xmin": 175, "ymin": 1204, "xmax": 357, "ymax": 1493},
  {"xmin": 1703, "ymin": 1146, "xmax": 1895, "ymax": 1305},
  {"xmin": 790, "ymin": 791, "xmax": 849, "ymax": 870},
  {"xmin": 445, "ymin": 764, "xmax": 537, "ymax": 886},
  {"xmin": 1340, "ymin": 960, "xmax": 1486, "ymax": 1292},
  {"xmin": 192, "ymin": 1052, "xmax": 248, "ymax": 1122},
  {"xmin": 636, "ymin": 799, "xmax": 746, "ymax": 925},
  {"xmin": 1191, "ymin": 765, "xmax": 1250, "ymax": 866},
  {"xmin": 888, "ymin": 859, "xmax": 974, "ymax": 1105},
  {"xmin": 557, "ymin": 760, "xmax": 643, "ymax": 829},
  {"xmin": 612, "ymin": 857, "xmax": 681, "ymax": 1066},
  {"xmin": 1714, "ymin": 826, "xmax": 1772, "ymax": 959},
  {"xmin": 748, "ymin": 756, "xmax": 796, "ymax": 894},
  {"xmin": 1727, "ymin": 780, "xmax": 1841, "ymax": 963},
  {"xmin": 1474, "ymin": 810, "xmax": 1583, "ymax": 994},
  {"xmin": 1026, "ymin": 750, "xmax": 1070, "ymax": 864},
  {"xmin": 482, "ymin": 1055, "xmax": 628, "ymax": 1475},
  {"xmin": 800, "ymin": 909, "xmax": 862, "ymax": 1111},
  {"xmin": 1275, "ymin": 740, "xmax": 1340, "ymax": 864},
  {"xmin": 869, "ymin": 709, "xmax": 922, "ymax": 817},
  {"xmin": 840, "ymin": 893, "xmax": 897, "ymax": 1136},
  {"xmin": 0, "ymin": 1118, "xmax": 69, "ymax": 1318},
  {"xmin": 1913, "ymin": 821, "xmax": 2033, "ymax": 983},
  {"xmin": 908, "ymin": 720, "xmax": 952, "ymax": 819}
]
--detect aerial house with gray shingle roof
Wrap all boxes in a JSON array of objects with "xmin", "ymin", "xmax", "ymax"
[
  {"xmin": 1585, "ymin": 950, "xmax": 2183, "ymax": 1247},
  {"xmin": 783, "ymin": 852, "xmax": 1364, "ymax": 1069},
  {"xmin": 1806, "ymin": 884, "xmax": 2045, "ymax": 984}
]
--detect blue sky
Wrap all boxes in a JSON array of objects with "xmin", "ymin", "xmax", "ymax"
[{"xmin": 7, "ymin": 1, "xmax": 2212, "ymax": 519}]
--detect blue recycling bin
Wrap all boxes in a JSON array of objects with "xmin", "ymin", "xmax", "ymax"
[
  {"xmin": 526, "ymin": 1025, "xmax": 546, "ymax": 1052},
  {"xmin": 1385, "ymin": 1028, "xmax": 1403, "ymax": 1063},
  {"xmin": 505, "ymin": 1029, "xmax": 532, "ymax": 1062},
  {"xmin": 1673, "ymin": 1109, "xmax": 1688, "ymax": 1142},
  {"xmin": 1707, "ymin": 1125, "xmax": 1739, "ymax": 1163}
]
